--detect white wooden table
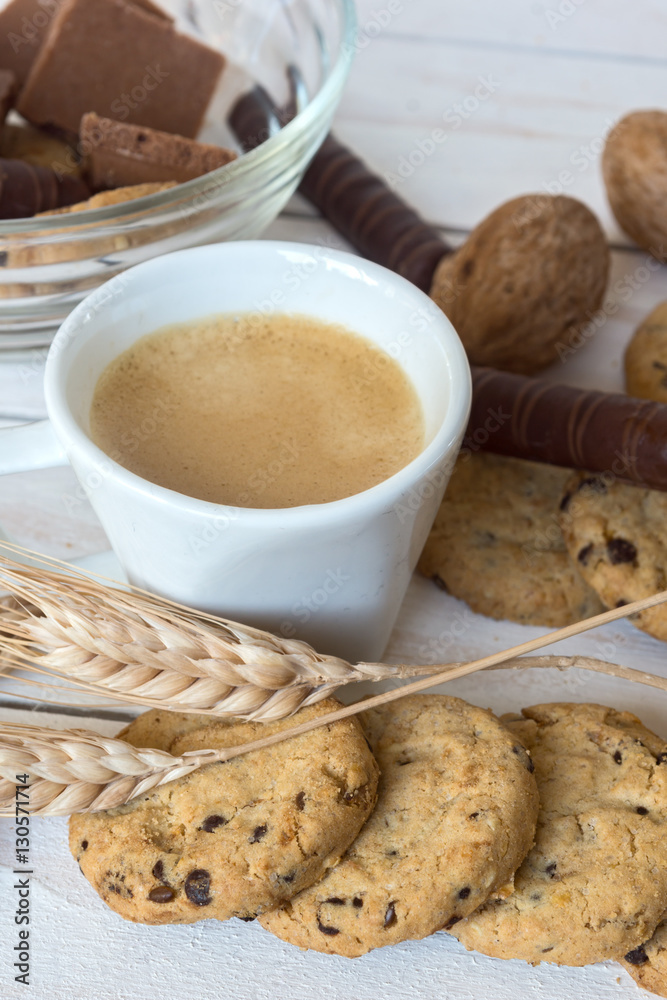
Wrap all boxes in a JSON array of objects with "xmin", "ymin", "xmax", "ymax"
[{"xmin": 2, "ymin": 2, "xmax": 667, "ymax": 997}]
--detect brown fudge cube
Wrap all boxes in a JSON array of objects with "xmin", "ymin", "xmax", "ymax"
[
  {"xmin": 81, "ymin": 113, "xmax": 237, "ymax": 189},
  {"xmin": 0, "ymin": 0, "xmax": 170, "ymax": 88},
  {"xmin": 17, "ymin": 0, "xmax": 225, "ymax": 137}
]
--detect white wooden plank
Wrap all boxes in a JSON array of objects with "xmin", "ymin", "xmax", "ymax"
[
  {"xmin": 335, "ymin": 35, "xmax": 667, "ymax": 236},
  {"xmin": 353, "ymin": 0, "xmax": 667, "ymax": 61}
]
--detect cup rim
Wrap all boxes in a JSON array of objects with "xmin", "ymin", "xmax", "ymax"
[{"xmin": 45, "ymin": 240, "xmax": 472, "ymax": 524}]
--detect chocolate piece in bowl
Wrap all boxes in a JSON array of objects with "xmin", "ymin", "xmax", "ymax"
[
  {"xmin": 0, "ymin": 0, "xmax": 172, "ymax": 88},
  {"xmin": 0, "ymin": 121, "xmax": 80, "ymax": 175},
  {"xmin": 80, "ymin": 113, "xmax": 237, "ymax": 189},
  {"xmin": 17, "ymin": 0, "xmax": 225, "ymax": 136},
  {"xmin": 0, "ymin": 156, "xmax": 89, "ymax": 217}
]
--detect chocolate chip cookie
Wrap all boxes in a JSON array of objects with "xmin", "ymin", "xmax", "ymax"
[
  {"xmin": 260, "ymin": 694, "xmax": 539, "ymax": 957},
  {"xmin": 69, "ymin": 701, "xmax": 379, "ymax": 925},
  {"xmin": 622, "ymin": 917, "xmax": 667, "ymax": 996},
  {"xmin": 452, "ymin": 702, "xmax": 667, "ymax": 966},
  {"xmin": 559, "ymin": 472, "xmax": 667, "ymax": 641},
  {"xmin": 419, "ymin": 452, "xmax": 603, "ymax": 627},
  {"xmin": 625, "ymin": 302, "xmax": 667, "ymax": 403}
]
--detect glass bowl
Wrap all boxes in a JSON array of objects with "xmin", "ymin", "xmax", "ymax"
[{"xmin": 0, "ymin": 0, "xmax": 356, "ymax": 350}]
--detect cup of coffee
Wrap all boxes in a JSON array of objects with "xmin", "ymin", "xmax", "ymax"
[{"xmin": 0, "ymin": 242, "xmax": 471, "ymax": 661}]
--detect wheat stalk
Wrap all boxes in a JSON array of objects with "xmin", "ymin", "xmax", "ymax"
[
  {"xmin": 0, "ymin": 544, "xmax": 416, "ymax": 720},
  {"xmin": 1, "ymin": 541, "xmax": 667, "ymax": 723},
  {"xmin": 3, "ymin": 652, "xmax": 667, "ymax": 816},
  {"xmin": 0, "ymin": 723, "xmax": 231, "ymax": 815}
]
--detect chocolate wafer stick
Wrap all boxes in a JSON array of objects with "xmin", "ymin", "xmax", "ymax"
[
  {"xmin": 299, "ymin": 134, "xmax": 448, "ymax": 291},
  {"xmin": 0, "ymin": 158, "xmax": 89, "ymax": 218},
  {"xmin": 466, "ymin": 367, "xmax": 667, "ymax": 490}
]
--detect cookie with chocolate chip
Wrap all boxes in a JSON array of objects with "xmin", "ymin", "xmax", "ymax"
[
  {"xmin": 419, "ymin": 452, "xmax": 603, "ymax": 627},
  {"xmin": 452, "ymin": 702, "xmax": 667, "ymax": 966},
  {"xmin": 260, "ymin": 694, "xmax": 539, "ymax": 957},
  {"xmin": 625, "ymin": 302, "xmax": 667, "ymax": 403},
  {"xmin": 69, "ymin": 701, "xmax": 379, "ymax": 925},
  {"xmin": 559, "ymin": 471, "xmax": 667, "ymax": 641},
  {"xmin": 622, "ymin": 917, "xmax": 667, "ymax": 996}
]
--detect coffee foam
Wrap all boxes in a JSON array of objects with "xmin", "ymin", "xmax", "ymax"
[{"xmin": 90, "ymin": 312, "xmax": 425, "ymax": 508}]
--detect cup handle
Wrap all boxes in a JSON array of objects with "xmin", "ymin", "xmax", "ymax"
[{"xmin": 0, "ymin": 420, "xmax": 69, "ymax": 475}]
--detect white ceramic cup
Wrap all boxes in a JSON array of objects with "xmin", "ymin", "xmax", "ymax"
[{"xmin": 0, "ymin": 242, "xmax": 471, "ymax": 662}]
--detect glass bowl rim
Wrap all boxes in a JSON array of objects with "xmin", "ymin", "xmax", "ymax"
[{"xmin": 0, "ymin": 0, "xmax": 357, "ymax": 237}]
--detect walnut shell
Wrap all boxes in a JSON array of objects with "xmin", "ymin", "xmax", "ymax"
[
  {"xmin": 429, "ymin": 194, "xmax": 609, "ymax": 375},
  {"xmin": 602, "ymin": 110, "xmax": 667, "ymax": 259}
]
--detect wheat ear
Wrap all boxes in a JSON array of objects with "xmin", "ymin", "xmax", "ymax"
[
  {"xmin": 2, "ymin": 542, "xmax": 667, "ymax": 722},
  {"xmin": 0, "ymin": 723, "xmax": 231, "ymax": 815},
  {"xmin": 4, "ymin": 649, "xmax": 667, "ymax": 816},
  {"xmin": 0, "ymin": 546, "xmax": 415, "ymax": 721}
]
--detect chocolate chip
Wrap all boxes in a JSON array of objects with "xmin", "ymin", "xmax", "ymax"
[
  {"xmin": 239, "ymin": 916, "xmax": 255, "ymax": 922},
  {"xmin": 607, "ymin": 538, "xmax": 637, "ymax": 565},
  {"xmin": 433, "ymin": 574, "xmax": 448, "ymax": 591},
  {"xmin": 578, "ymin": 476, "xmax": 607, "ymax": 495},
  {"xmin": 184, "ymin": 869, "xmax": 212, "ymax": 906},
  {"xmin": 531, "ymin": 892, "xmax": 541, "ymax": 901},
  {"xmin": 545, "ymin": 862, "xmax": 557, "ymax": 877},
  {"xmin": 249, "ymin": 825, "xmax": 267, "ymax": 843},
  {"xmin": 468, "ymin": 812, "xmax": 479, "ymax": 820},
  {"xmin": 511, "ymin": 744, "xmax": 535, "ymax": 772},
  {"xmin": 342, "ymin": 788, "xmax": 365, "ymax": 804},
  {"xmin": 613, "ymin": 750, "xmax": 623, "ymax": 765},
  {"xmin": 462, "ymin": 258, "xmax": 474, "ymax": 278},
  {"xmin": 295, "ymin": 791, "xmax": 306, "ymax": 811},
  {"xmin": 653, "ymin": 361, "xmax": 667, "ymax": 371},
  {"xmin": 280, "ymin": 872, "xmax": 295, "ymax": 883},
  {"xmin": 353, "ymin": 897, "xmax": 363, "ymax": 908},
  {"xmin": 317, "ymin": 918, "xmax": 340, "ymax": 936},
  {"xmin": 384, "ymin": 902, "xmax": 398, "ymax": 928},
  {"xmin": 636, "ymin": 806, "xmax": 649, "ymax": 815},
  {"xmin": 152, "ymin": 860, "xmax": 166, "ymax": 881},
  {"xmin": 387, "ymin": 850, "xmax": 398, "ymax": 857},
  {"xmin": 326, "ymin": 897, "xmax": 346, "ymax": 906},
  {"xmin": 616, "ymin": 599, "xmax": 627, "ymax": 608},
  {"xmin": 201, "ymin": 814, "xmax": 227, "ymax": 833},
  {"xmin": 458, "ymin": 887, "xmax": 471, "ymax": 899},
  {"xmin": 559, "ymin": 492, "xmax": 572, "ymax": 512},
  {"xmin": 542, "ymin": 946, "xmax": 554, "ymax": 953},
  {"xmin": 577, "ymin": 543, "xmax": 593, "ymax": 565},
  {"xmin": 443, "ymin": 915, "xmax": 461, "ymax": 930},
  {"xmin": 657, "ymin": 752, "xmax": 667, "ymax": 765},
  {"xmin": 148, "ymin": 885, "xmax": 175, "ymax": 903},
  {"xmin": 624, "ymin": 945, "xmax": 649, "ymax": 966},
  {"xmin": 81, "ymin": 840, "xmax": 88, "ymax": 851}
]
